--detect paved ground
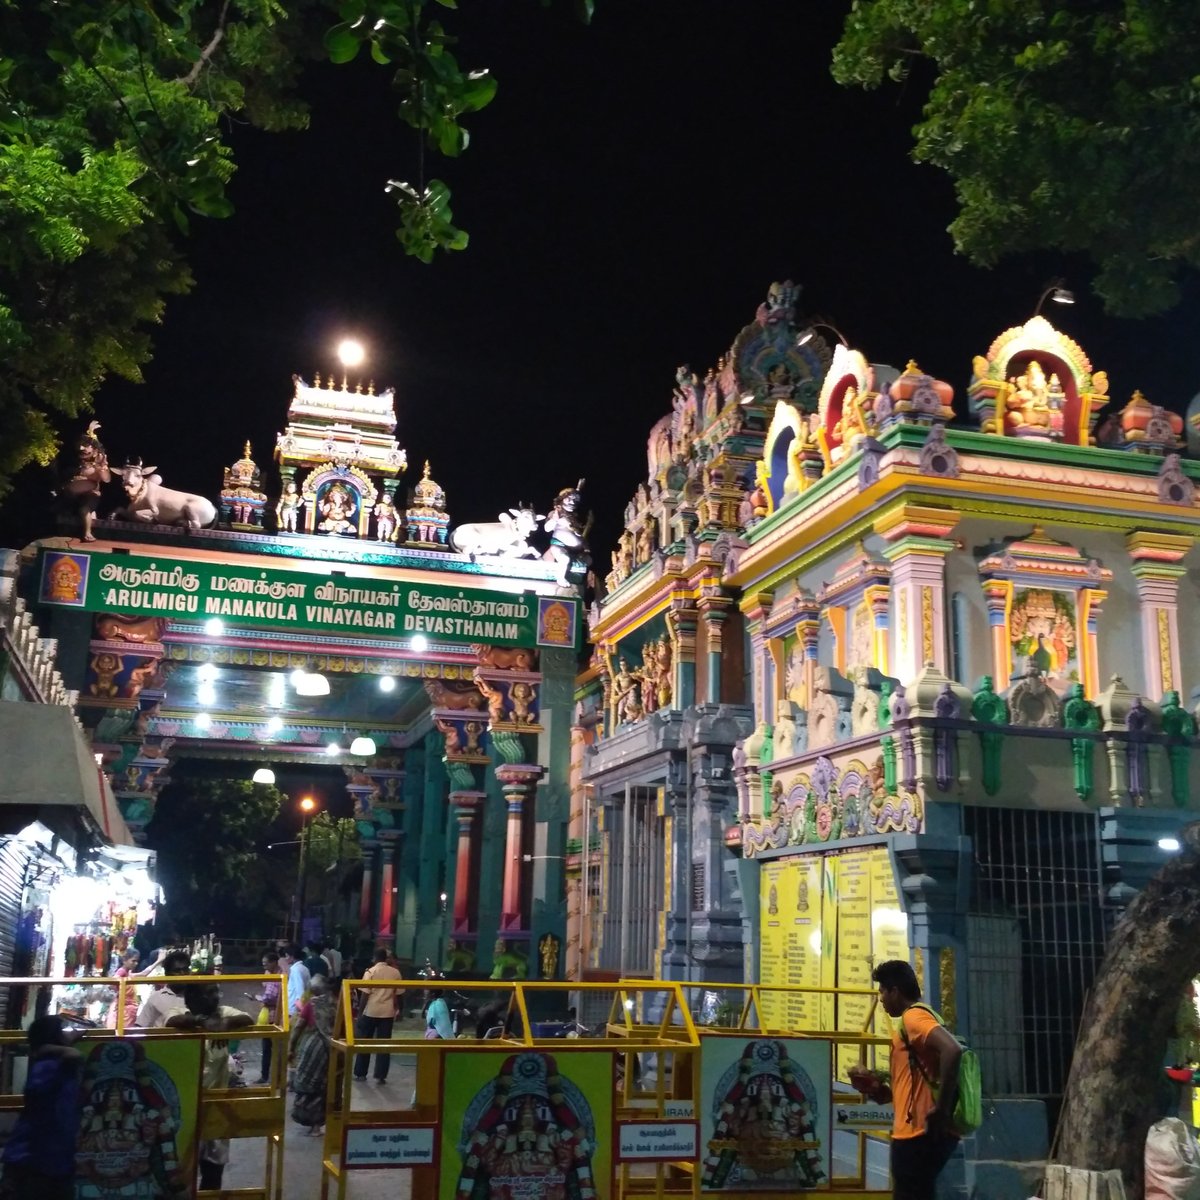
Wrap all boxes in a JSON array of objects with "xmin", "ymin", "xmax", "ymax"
[{"xmin": 222, "ymin": 983, "xmax": 421, "ymax": 1198}]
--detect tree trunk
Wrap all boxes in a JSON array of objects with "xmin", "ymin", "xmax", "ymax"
[{"xmin": 1055, "ymin": 820, "xmax": 1200, "ymax": 1198}]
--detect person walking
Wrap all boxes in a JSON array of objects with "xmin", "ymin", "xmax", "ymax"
[
  {"xmin": 0, "ymin": 1016, "xmax": 83, "ymax": 1200},
  {"xmin": 167, "ymin": 980, "xmax": 253, "ymax": 1192},
  {"xmin": 302, "ymin": 941, "xmax": 329, "ymax": 980},
  {"xmin": 322, "ymin": 941, "xmax": 343, "ymax": 981},
  {"xmin": 849, "ymin": 960, "xmax": 963, "ymax": 1200},
  {"xmin": 290, "ymin": 975, "xmax": 336, "ymax": 1136},
  {"xmin": 353, "ymin": 948, "xmax": 401, "ymax": 1083},
  {"xmin": 248, "ymin": 950, "xmax": 282, "ymax": 1085},
  {"xmin": 278, "ymin": 945, "xmax": 311, "ymax": 1019}
]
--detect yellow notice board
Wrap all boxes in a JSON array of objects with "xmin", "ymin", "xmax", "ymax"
[{"xmin": 759, "ymin": 844, "xmax": 910, "ymax": 1076}]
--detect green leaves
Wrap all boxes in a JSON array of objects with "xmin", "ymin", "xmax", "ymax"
[
  {"xmin": 387, "ymin": 177, "xmax": 468, "ymax": 262},
  {"xmin": 832, "ymin": 0, "xmax": 1200, "ymax": 315}
]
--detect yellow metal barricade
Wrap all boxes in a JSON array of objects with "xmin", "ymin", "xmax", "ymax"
[
  {"xmin": 663, "ymin": 981, "xmax": 895, "ymax": 1198},
  {"xmin": 0, "ymin": 973, "xmax": 290, "ymax": 1200},
  {"xmin": 321, "ymin": 978, "xmax": 701, "ymax": 1199}
]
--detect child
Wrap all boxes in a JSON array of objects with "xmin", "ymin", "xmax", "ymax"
[{"xmin": 0, "ymin": 1016, "xmax": 84, "ymax": 1200}]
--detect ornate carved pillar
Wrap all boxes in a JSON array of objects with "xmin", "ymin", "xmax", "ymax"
[
  {"xmin": 875, "ymin": 505, "xmax": 960, "ymax": 685},
  {"xmin": 376, "ymin": 834, "xmax": 401, "ymax": 939},
  {"xmin": 742, "ymin": 592, "xmax": 774, "ymax": 719},
  {"xmin": 666, "ymin": 606, "xmax": 698, "ymax": 711},
  {"xmin": 564, "ymin": 725, "xmax": 589, "ymax": 983},
  {"xmin": 699, "ymin": 599, "xmax": 731, "ymax": 705},
  {"xmin": 1127, "ymin": 531, "xmax": 1191, "ymax": 700},
  {"xmin": 358, "ymin": 839, "xmax": 379, "ymax": 931},
  {"xmin": 495, "ymin": 764, "xmax": 544, "ymax": 931},
  {"xmin": 450, "ymin": 791, "xmax": 485, "ymax": 933}
]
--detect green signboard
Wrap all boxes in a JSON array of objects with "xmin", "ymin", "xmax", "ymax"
[{"xmin": 38, "ymin": 549, "xmax": 578, "ymax": 649}]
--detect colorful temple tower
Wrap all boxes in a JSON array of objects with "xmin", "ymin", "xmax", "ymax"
[
  {"xmin": 25, "ymin": 366, "xmax": 586, "ymax": 978},
  {"xmin": 573, "ymin": 283, "xmax": 1200, "ymax": 1184}
]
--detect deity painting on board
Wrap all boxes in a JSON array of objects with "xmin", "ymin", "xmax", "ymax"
[{"xmin": 1010, "ymin": 588, "xmax": 1078, "ymax": 689}]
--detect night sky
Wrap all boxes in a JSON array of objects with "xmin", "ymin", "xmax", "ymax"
[{"xmin": 4, "ymin": 0, "xmax": 1200, "ymax": 560}]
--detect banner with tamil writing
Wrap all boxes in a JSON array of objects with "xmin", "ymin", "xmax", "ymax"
[{"xmin": 38, "ymin": 549, "xmax": 578, "ymax": 648}]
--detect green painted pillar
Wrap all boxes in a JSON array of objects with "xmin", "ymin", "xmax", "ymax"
[
  {"xmin": 668, "ymin": 608, "xmax": 698, "ymax": 709},
  {"xmin": 413, "ymin": 729, "xmax": 446, "ymax": 967}
]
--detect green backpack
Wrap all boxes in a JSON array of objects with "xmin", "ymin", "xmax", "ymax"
[{"xmin": 899, "ymin": 1003, "xmax": 983, "ymax": 1137}]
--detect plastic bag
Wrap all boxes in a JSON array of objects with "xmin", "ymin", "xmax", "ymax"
[{"xmin": 1145, "ymin": 1117, "xmax": 1200, "ymax": 1200}]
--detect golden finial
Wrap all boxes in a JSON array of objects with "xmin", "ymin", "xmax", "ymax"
[
  {"xmin": 905, "ymin": 359, "xmax": 921, "ymax": 373},
  {"xmin": 327, "ymin": 373, "xmax": 336, "ymax": 390},
  {"xmin": 355, "ymin": 380, "xmax": 363, "ymax": 394},
  {"xmin": 314, "ymin": 371, "xmax": 322, "ymax": 388},
  {"xmin": 423, "ymin": 460, "xmax": 432, "ymax": 479},
  {"xmin": 243, "ymin": 440, "xmax": 252, "ymax": 458},
  {"xmin": 1130, "ymin": 389, "xmax": 1148, "ymax": 406},
  {"xmin": 367, "ymin": 380, "xmax": 375, "ymax": 395}
]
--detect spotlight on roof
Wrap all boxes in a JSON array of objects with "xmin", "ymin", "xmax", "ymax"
[
  {"xmin": 1052, "ymin": 285, "xmax": 1075, "ymax": 305},
  {"xmin": 1158, "ymin": 836, "xmax": 1182, "ymax": 852},
  {"xmin": 739, "ymin": 390, "xmax": 758, "ymax": 406},
  {"xmin": 1034, "ymin": 279, "xmax": 1076, "ymax": 315},
  {"xmin": 203, "ymin": 617, "xmax": 224, "ymax": 636},
  {"xmin": 252, "ymin": 768, "xmax": 276, "ymax": 786},
  {"xmin": 379, "ymin": 675, "xmax": 397, "ymax": 694}
]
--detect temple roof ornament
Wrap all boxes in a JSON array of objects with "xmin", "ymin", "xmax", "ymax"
[
  {"xmin": 968, "ymin": 315, "xmax": 1108, "ymax": 446},
  {"xmin": 1105, "ymin": 390, "xmax": 1184, "ymax": 455},
  {"xmin": 219, "ymin": 441, "xmax": 267, "ymax": 531},
  {"xmin": 406, "ymin": 460, "xmax": 451, "ymax": 547}
]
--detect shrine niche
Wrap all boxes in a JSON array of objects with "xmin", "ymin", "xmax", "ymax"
[
  {"xmin": 968, "ymin": 315, "xmax": 1109, "ymax": 446},
  {"xmin": 219, "ymin": 441, "xmax": 268, "ymax": 530},
  {"xmin": 299, "ymin": 463, "xmax": 376, "ymax": 538},
  {"xmin": 815, "ymin": 345, "xmax": 878, "ymax": 467},
  {"xmin": 978, "ymin": 527, "xmax": 1112, "ymax": 698}
]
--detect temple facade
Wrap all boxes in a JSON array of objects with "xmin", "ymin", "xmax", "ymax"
[
  {"xmin": 24, "ymin": 371, "xmax": 587, "ymax": 978},
  {"xmin": 571, "ymin": 283, "xmax": 1200, "ymax": 1155}
]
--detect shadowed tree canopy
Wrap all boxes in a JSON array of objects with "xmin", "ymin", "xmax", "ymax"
[
  {"xmin": 832, "ymin": 0, "xmax": 1200, "ymax": 318},
  {"xmin": 0, "ymin": 0, "xmax": 589, "ymax": 498},
  {"xmin": 146, "ymin": 777, "xmax": 283, "ymax": 935}
]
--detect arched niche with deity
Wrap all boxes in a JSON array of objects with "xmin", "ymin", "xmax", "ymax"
[
  {"xmin": 815, "ymin": 344, "xmax": 878, "ymax": 468},
  {"xmin": 299, "ymin": 462, "xmax": 376, "ymax": 538},
  {"xmin": 968, "ymin": 315, "xmax": 1109, "ymax": 446},
  {"xmin": 758, "ymin": 402, "xmax": 822, "ymax": 515}
]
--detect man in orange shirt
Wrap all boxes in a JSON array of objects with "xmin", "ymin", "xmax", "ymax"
[{"xmin": 848, "ymin": 960, "xmax": 963, "ymax": 1200}]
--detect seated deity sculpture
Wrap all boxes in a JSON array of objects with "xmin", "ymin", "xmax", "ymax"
[{"xmin": 318, "ymin": 483, "xmax": 357, "ymax": 535}]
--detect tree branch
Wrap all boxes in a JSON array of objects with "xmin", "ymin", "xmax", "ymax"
[{"xmin": 177, "ymin": 0, "xmax": 232, "ymax": 88}]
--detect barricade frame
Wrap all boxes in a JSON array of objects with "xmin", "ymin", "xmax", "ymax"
[{"xmin": 0, "ymin": 972, "xmax": 290, "ymax": 1200}]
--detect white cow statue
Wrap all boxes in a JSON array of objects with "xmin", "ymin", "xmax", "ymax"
[
  {"xmin": 450, "ymin": 506, "xmax": 542, "ymax": 559},
  {"xmin": 113, "ymin": 464, "xmax": 217, "ymax": 530}
]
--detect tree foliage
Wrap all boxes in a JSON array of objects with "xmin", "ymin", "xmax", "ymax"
[
  {"xmin": 0, "ymin": 0, "xmax": 590, "ymax": 497},
  {"xmin": 303, "ymin": 811, "xmax": 360, "ymax": 876},
  {"xmin": 146, "ymin": 776, "xmax": 283, "ymax": 934},
  {"xmin": 832, "ymin": 0, "xmax": 1200, "ymax": 316}
]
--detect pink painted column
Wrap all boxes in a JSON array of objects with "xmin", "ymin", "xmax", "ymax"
[
  {"xmin": 358, "ymin": 840, "xmax": 378, "ymax": 930},
  {"xmin": 376, "ymin": 836, "xmax": 399, "ymax": 939},
  {"xmin": 496, "ymin": 764, "xmax": 543, "ymax": 932},
  {"xmin": 450, "ymin": 791, "xmax": 485, "ymax": 933}
]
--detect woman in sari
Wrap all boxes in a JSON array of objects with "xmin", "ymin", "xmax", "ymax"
[{"xmin": 290, "ymin": 974, "xmax": 335, "ymax": 1136}]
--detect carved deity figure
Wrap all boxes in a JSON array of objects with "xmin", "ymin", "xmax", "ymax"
[
  {"xmin": 635, "ymin": 519, "xmax": 655, "ymax": 565},
  {"xmin": 57, "ymin": 421, "xmax": 111, "ymax": 541},
  {"xmin": 611, "ymin": 657, "xmax": 643, "ymax": 725},
  {"xmin": 476, "ymin": 677, "xmax": 508, "ymax": 725},
  {"xmin": 510, "ymin": 682, "xmax": 535, "ymax": 725},
  {"xmin": 318, "ymin": 483, "xmax": 357, "ymax": 535},
  {"xmin": 276, "ymin": 480, "xmax": 302, "ymax": 533},
  {"xmin": 655, "ymin": 635, "xmax": 673, "ymax": 709},
  {"xmin": 543, "ymin": 480, "xmax": 592, "ymax": 588},
  {"xmin": 1006, "ymin": 359, "xmax": 1061, "ymax": 436},
  {"xmin": 538, "ymin": 933, "xmax": 560, "ymax": 980},
  {"xmin": 638, "ymin": 642, "xmax": 659, "ymax": 715},
  {"xmin": 374, "ymin": 492, "xmax": 399, "ymax": 543}
]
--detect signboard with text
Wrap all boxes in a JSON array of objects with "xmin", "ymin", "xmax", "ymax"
[
  {"xmin": 344, "ymin": 1125, "xmax": 438, "ymax": 1169},
  {"xmin": 38, "ymin": 549, "xmax": 578, "ymax": 648}
]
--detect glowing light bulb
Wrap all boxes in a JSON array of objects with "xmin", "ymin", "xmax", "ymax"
[
  {"xmin": 204, "ymin": 617, "xmax": 224, "ymax": 636},
  {"xmin": 195, "ymin": 713, "xmax": 212, "ymax": 731},
  {"xmin": 379, "ymin": 675, "xmax": 397, "ymax": 694},
  {"xmin": 410, "ymin": 634, "xmax": 429, "ymax": 653},
  {"xmin": 265, "ymin": 716, "xmax": 284, "ymax": 734}
]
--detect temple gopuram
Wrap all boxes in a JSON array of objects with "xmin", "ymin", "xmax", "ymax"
[
  {"xmin": 571, "ymin": 281, "xmax": 1200, "ymax": 1193},
  {"xmin": 24, "ymin": 371, "xmax": 587, "ymax": 979}
]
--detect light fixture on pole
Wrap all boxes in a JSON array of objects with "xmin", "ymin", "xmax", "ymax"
[
  {"xmin": 1033, "ymin": 280, "xmax": 1075, "ymax": 315},
  {"xmin": 796, "ymin": 320, "xmax": 850, "ymax": 348},
  {"xmin": 295, "ymin": 795, "xmax": 318, "ymax": 942},
  {"xmin": 252, "ymin": 767, "xmax": 276, "ymax": 786}
]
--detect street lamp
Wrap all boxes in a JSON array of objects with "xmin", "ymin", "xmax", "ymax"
[
  {"xmin": 295, "ymin": 796, "xmax": 318, "ymax": 942},
  {"xmin": 1033, "ymin": 280, "xmax": 1075, "ymax": 316}
]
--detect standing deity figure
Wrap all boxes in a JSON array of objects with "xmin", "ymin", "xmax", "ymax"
[
  {"xmin": 611, "ymin": 657, "xmax": 643, "ymax": 725},
  {"xmin": 543, "ymin": 479, "xmax": 592, "ymax": 588},
  {"xmin": 538, "ymin": 933, "xmax": 560, "ymax": 980},
  {"xmin": 638, "ymin": 642, "xmax": 659, "ymax": 715},
  {"xmin": 655, "ymin": 634, "xmax": 673, "ymax": 709},
  {"xmin": 57, "ymin": 421, "xmax": 111, "ymax": 542},
  {"xmin": 374, "ymin": 491, "xmax": 398, "ymax": 543},
  {"xmin": 276, "ymin": 480, "xmax": 302, "ymax": 533}
]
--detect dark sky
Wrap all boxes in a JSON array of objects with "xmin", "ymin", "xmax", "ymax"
[{"xmin": 5, "ymin": 0, "xmax": 1200, "ymax": 556}]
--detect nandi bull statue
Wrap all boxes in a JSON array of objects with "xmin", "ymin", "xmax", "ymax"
[
  {"xmin": 449, "ymin": 505, "xmax": 542, "ymax": 560},
  {"xmin": 112, "ymin": 461, "xmax": 217, "ymax": 530},
  {"xmin": 543, "ymin": 479, "xmax": 592, "ymax": 588}
]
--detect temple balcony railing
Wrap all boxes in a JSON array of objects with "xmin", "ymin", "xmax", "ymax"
[{"xmin": 735, "ymin": 661, "xmax": 1200, "ymax": 858}]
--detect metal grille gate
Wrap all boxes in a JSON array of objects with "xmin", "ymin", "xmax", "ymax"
[
  {"xmin": 963, "ymin": 807, "xmax": 1106, "ymax": 1100},
  {"xmin": 600, "ymin": 785, "xmax": 665, "ymax": 978}
]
